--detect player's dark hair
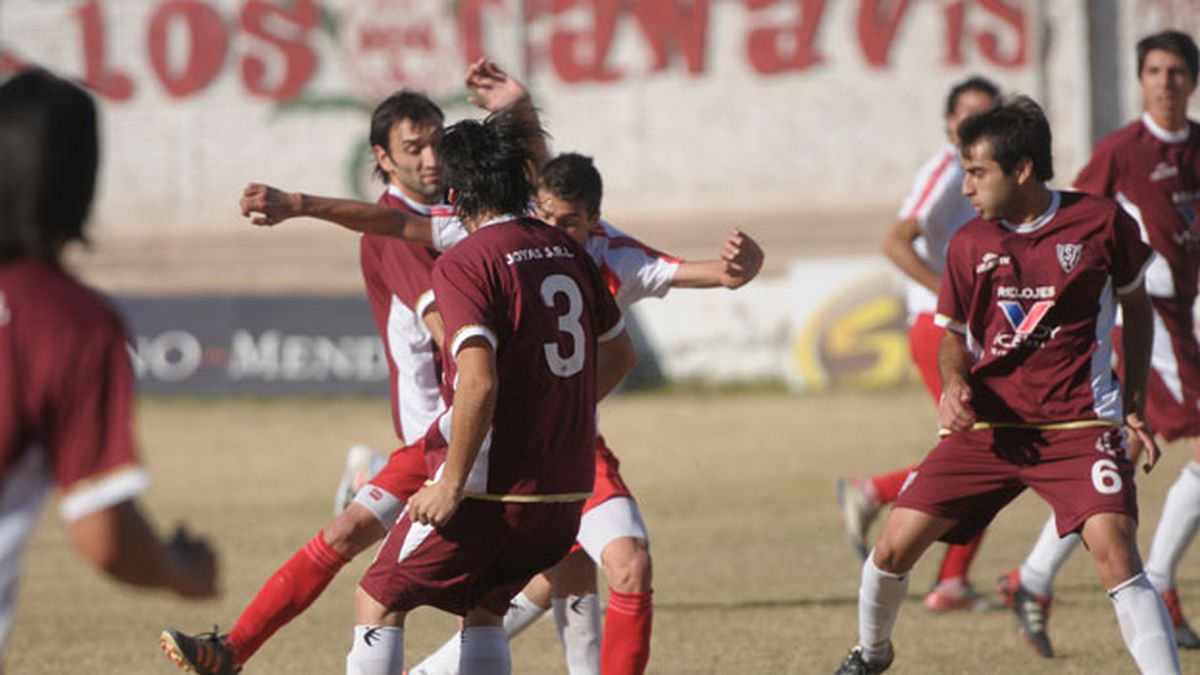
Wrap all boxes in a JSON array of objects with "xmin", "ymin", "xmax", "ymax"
[
  {"xmin": 957, "ymin": 95, "xmax": 1053, "ymax": 182},
  {"xmin": 0, "ymin": 70, "xmax": 98, "ymax": 263},
  {"xmin": 539, "ymin": 153, "xmax": 603, "ymax": 217},
  {"xmin": 439, "ymin": 110, "xmax": 542, "ymax": 223},
  {"xmin": 1137, "ymin": 30, "xmax": 1199, "ymax": 81},
  {"xmin": 944, "ymin": 76, "xmax": 1000, "ymax": 117},
  {"xmin": 370, "ymin": 90, "xmax": 445, "ymax": 183}
]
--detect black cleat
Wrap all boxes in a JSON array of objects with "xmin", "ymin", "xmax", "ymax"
[
  {"xmin": 1011, "ymin": 585, "xmax": 1054, "ymax": 658},
  {"xmin": 159, "ymin": 628, "xmax": 241, "ymax": 675},
  {"xmin": 833, "ymin": 642, "xmax": 893, "ymax": 674}
]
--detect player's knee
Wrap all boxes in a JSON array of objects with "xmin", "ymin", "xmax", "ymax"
[
  {"xmin": 869, "ymin": 538, "xmax": 913, "ymax": 575},
  {"xmin": 325, "ymin": 505, "xmax": 386, "ymax": 558},
  {"xmin": 603, "ymin": 540, "xmax": 652, "ymax": 593}
]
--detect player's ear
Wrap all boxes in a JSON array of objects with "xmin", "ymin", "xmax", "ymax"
[
  {"xmin": 1014, "ymin": 156, "xmax": 1035, "ymax": 185},
  {"xmin": 372, "ymin": 144, "xmax": 392, "ymax": 172},
  {"xmin": 447, "ymin": 188, "xmax": 458, "ymax": 206}
]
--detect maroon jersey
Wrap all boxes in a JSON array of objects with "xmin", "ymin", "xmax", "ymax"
[
  {"xmin": 0, "ymin": 259, "xmax": 147, "ymax": 513},
  {"xmin": 361, "ymin": 186, "xmax": 444, "ymax": 443},
  {"xmin": 1074, "ymin": 114, "xmax": 1200, "ymax": 300},
  {"xmin": 429, "ymin": 216, "xmax": 624, "ymax": 498},
  {"xmin": 935, "ymin": 192, "xmax": 1153, "ymax": 426}
]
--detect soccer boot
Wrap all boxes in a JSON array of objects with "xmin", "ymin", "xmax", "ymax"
[
  {"xmin": 995, "ymin": 568, "xmax": 1020, "ymax": 608},
  {"xmin": 833, "ymin": 642, "xmax": 893, "ymax": 674},
  {"xmin": 159, "ymin": 628, "xmax": 241, "ymax": 675},
  {"xmin": 1161, "ymin": 588, "xmax": 1200, "ymax": 649},
  {"xmin": 836, "ymin": 477, "xmax": 880, "ymax": 561},
  {"xmin": 1010, "ymin": 584, "xmax": 1054, "ymax": 658},
  {"xmin": 923, "ymin": 581, "xmax": 997, "ymax": 612},
  {"xmin": 332, "ymin": 444, "xmax": 384, "ymax": 516}
]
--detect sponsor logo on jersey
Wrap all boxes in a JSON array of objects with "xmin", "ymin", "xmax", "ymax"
[
  {"xmin": 992, "ymin": 299, "xmax": 1058, "ymax": 354},
  {"xmin": 1094, "ymin": 427, "xmax": 1126, "ymax": 459},
  {"xmin": 1056, "ymin": 243, "xmax": 1083, "ymax": 273},
  {"xmin": 997, "ymin": 285, "xmax": 1056, "ymax": 300},
  {"xmin": 975, "ymin": 252, "xmax": 1012, "ymax": 274},
  {"xmin": 1150, "ymin": 162, "xmax": 1179, "ymax": 182}
]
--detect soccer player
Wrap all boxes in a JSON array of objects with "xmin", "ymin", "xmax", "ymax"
[
  {"xmin": 833, "ymin": 97, "xmax": 1181, "ymax": 674},
  {"xmin": 995, "ymin": 30, "xmax": 1200, "ymax": 656},
  {"xmin": 346, "ymin": 111, "xmax": 633, "ymax": 675},
  {"xmin": 837, "ymin": 76, "xmax": 1000, "ymax": 612},
  {"xmin": 159, "ymin": 60, "xmax": 541, "ymax": 675},
  {"xmin": 407, "ymin": 153, "xmax": 763, "ymax": 675},
  {"xmin": 0, "ymin": 70, "xmax": 218, "ymax": 658}
]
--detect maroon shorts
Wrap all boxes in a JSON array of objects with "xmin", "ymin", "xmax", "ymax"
[
  {"xmin": 359, "ymin": 499, "xmax": 582, "ymax": 617},
  {"xmin": 895, "ymin": 425, "xmax": 1138, "ymax": 544},
  {"xmin": 1115, "ymin": 296, "xmax": 1200, "ymax": 441}
]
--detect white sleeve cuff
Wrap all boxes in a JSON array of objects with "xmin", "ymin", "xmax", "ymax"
[
  {"xmin": 598, "ymin": 315, "xmax": 627, "ymax": 343},
  {"xmin": 933, "ymin": 313, "xmax": 966, "ymax": 334},
  {"xmin": 1116, "ymin": 256, "xmax": 1152, "ymax": 296},
  {"xmin": 59, "ymin": 466, "xmax": 150, "ymax": 522},
  {"xmin": 415, "ymin": 289, "xmax": 436, "ymax": 319},
  {"xmin": 450, "ymin": 324, "xmax": 498, "ymax": 355}
]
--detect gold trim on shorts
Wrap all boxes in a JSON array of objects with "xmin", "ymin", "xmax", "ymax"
[{"xmin": 938, "ymin": 419, "xmax": 1118, "ymax": 437}]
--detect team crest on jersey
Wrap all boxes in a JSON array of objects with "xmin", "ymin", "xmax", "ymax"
[{"xmin": 1056, "ymin": 243, "xmax": 1082, "ymax": 273}]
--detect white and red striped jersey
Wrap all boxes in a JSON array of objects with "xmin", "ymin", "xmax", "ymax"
[
  {"xmin": 431, "ymin": 211, "xmax": 681, "ymax": 312},
  {"xmin": 896, "ymin": 144, "xmax": 977, "ymax": 320}
]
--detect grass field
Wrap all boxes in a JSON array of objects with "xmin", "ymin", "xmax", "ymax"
[{"xmin": 7, "ymin": 390, "xmax": 1199, "ymax": 674}]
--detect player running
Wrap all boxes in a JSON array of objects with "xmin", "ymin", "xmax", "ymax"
[
  {"xmin": 833, "ymin": 96, "xmax": 1181, "ymax": 674},
  {"xmin": 0, "ymin": 70, "xmax": 218, "ymax": 660},
  {"xmin": 995, "ymin": 30, "xmax": 1200, "ymax": 657},
  {"xmin": 837, "ymin": 76, "xmax": 1000, "ymax": 612}
]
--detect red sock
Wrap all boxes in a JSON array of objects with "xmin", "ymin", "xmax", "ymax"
[
  {"xmin": 869, "ymin": 465, "xmax": 918, "ymax": 504},
  {"xmin": 226, "ymin": 532, "xmax": 349, "ymax": 665},
  {"xmin": 937, "ymin": 531, "xmax": 985, "ymax": 584},
  {"xmin": 602, "ymin": 589, "xmax": 653, "ymax": 675}
]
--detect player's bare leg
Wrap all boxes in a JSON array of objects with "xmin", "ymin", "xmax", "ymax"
[
  {"xmin": 1080, "ymin": 512, "xmax": 1180, "ymax": 674},
  {"xmin": 347, "ymin": 585, "xmax": 406, "ymax": 674},
  {"xmin": 1144, "ymin": 439, "xmax": 1200, "ymax": 648},
  {"xmin": 834, "ymin": 507, "xmax": 956, "ymax": 674}
]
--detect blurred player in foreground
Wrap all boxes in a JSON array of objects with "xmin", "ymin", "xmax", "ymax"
[
  {"xmin": 834, "ymin": 97, "xmax": 1180, "ymax": 674},
  {"xmin": 0, "ymin": 70, "xmax": 218, "ymax": 660},
  {"xmin": 407, "ymin": 153, "xmax": 763, "ymax": 675},
  {"xmin": 838, "ymin": 76, "xmax": 999, "ymax": 612},
  {"xmin": 347, "ymin": 109, "xmax": 632, "ymax": 674},
  {"xmin": 994, "ymin": 30, "xmax": 1200, "ymax": 657}
]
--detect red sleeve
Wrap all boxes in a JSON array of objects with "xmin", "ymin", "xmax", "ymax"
[
  {"xmin": 1110, "ymin": 208, "xmax": 1154, "ymax": 294},
  {"xmin": 1073, "ymin": 142, "xmax": 1116, "ymax": 196},
  {"xmin": 46, "ymin": 314, "xmax": 140, "ymax": 491},
  {"xmin": 935, "ymin": 233, "xmax": 972, "ymax": 332},
  {"xmin": 582, "ymin": 249, "xmax": 625, "ymax": 340},
  {"xmin": 433, "ymin": 247, "xmax": 501, "ymax": 355}
]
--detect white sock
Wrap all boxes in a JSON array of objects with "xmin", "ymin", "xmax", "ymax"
[
  {"xmin": 1020, "ymin": 514, "xmax": 1080, "ymax": 597},
  {"xmin": 858, "ymin": 553, "xmax": 908, "ymax": 662},
  {"xmin": 346, "ymin": 625, "xmax": 404, "ymax": 675},
  {"xmin": 409, "ymin": 593, "xmax": 547, "ymax": 675},
  {"xmin": 1108, "ymin": 573, "xmax": 1181, "ymax": 674},
  {"xmin": 552, "ymin": 593, "xmax": 601, "ymax": 675},
  {"xmin": 1146, "ymin": 462, "xmax": 1200, "ymax": 592},
  {"xmin": 459, "ymin": 626, "xmax": 510, "ymax": 675}
]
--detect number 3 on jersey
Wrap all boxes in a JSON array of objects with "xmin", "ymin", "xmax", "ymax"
[{"xmin": 541, "ymin": 274, "xmax": 585, "ymax": 377}]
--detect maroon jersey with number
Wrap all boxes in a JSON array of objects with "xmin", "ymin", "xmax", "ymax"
[
  {"xmin": 1074, "ymin": 114, "xmax": 1200, "ymax": 300},
  {"xmin": 935, "ymin": 191, "xmax": 1153, "ymax": 425},
  {"xmin": 360, "ymin": 185, "xmax": 444, "ymax": 444},
  {"xmin": 429, "ymin": 215, "xmax": 625, "ymax": 498}
]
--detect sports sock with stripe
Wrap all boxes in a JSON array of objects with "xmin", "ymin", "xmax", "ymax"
[{"xmin": 601, "ymin": 589, "xmax": 653, "ymax": 675}]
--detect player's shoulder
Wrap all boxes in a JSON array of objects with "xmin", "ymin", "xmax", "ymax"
[
  {"xmin": 1093, "ymin": 119, "xmax": 1149, "ymax": 154},
  {"xmin": 0, "ymin": 258, "xmax": 122, "ymax": 334},
  {"xmin": 1056, "ymin": 190, "xmax": 1122, "ymax": 220}
]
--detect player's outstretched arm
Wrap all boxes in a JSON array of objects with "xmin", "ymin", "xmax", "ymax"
[
  {"xmin": 596, "ymin": 329, "xmax": 637, "ymax": 400},
  {"xmin": 1117, "ymin": 284, "xmax": 1161, "ymax": 472},
  {"xmin": 882, "ymin": 217, "xmax": 940, "ymax": 294},
  {"xmin": 68, "ymin": 500, "xmax": 217, "ymax": 598},
  {"xmin": 671, "ymin": 229, "xmax": 765, "ymax": 289},
  {"xmin": 937, "ymin": 330, "xmax": 976, "ymax": 433},
  {"xmin": 464, "ymin": 58, "xmax": 551, "ymax": 172},
  {"xmin": 240, "ymin": 182, "xmax": 435, "ymax": 246}
]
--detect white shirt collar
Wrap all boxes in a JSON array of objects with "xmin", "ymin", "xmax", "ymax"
[
  {"xmin": 1141, "ymin": 112, "xmax": 1190, "ymax": 144},
  {"xmin": 386, "ymin": 184, "xmax": 437, "ymax": 215},
  {"xmin": 1001, "ymin": 190, "xmax": 1061, "ymax": 234},
  {"xmin": 476, "ymin": 213, "xmax": 524, "ymax": 230}
]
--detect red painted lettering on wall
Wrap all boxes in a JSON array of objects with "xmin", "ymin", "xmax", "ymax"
[
  {"xmin": 857, "ymin": 0, "xmax": 913, "ymax": 68},
  {"xmin": 547, "ymin": 0, "xmax": 622, "ymax": 83},
  {"xmin": 745, "ymin": 0, "xmax": 828, "ymax": 75},
  {"xmin": 976, "ymin": 0, "xmax": 1026, "ymax": 67},
  {"xmin": 239, "ymin": 0, "xmax": 320, "ymax": 100},
  {"xmin": 148, "ymin": 0, "xmax": 228, "ymax": 97},
  {"xmin": 76, "ymin": 0, "xmax": 134, "ymax": 101},
  {"xmin": 630, "ymin": 0, "xmax": 710, "ymax": 74}
]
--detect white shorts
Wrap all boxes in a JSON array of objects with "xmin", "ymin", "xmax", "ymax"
[{"xmin": 575, "ymin": 496, "xmax": 649, "ymax": 563}]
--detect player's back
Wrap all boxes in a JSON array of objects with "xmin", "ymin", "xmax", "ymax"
[
  {"xmin": 0, "ymin": 258, "xmax": 134, "ymax": 479},
  {"xmin": 432, "ymin": 217, "xmax": 622, "ymax": 498}
]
